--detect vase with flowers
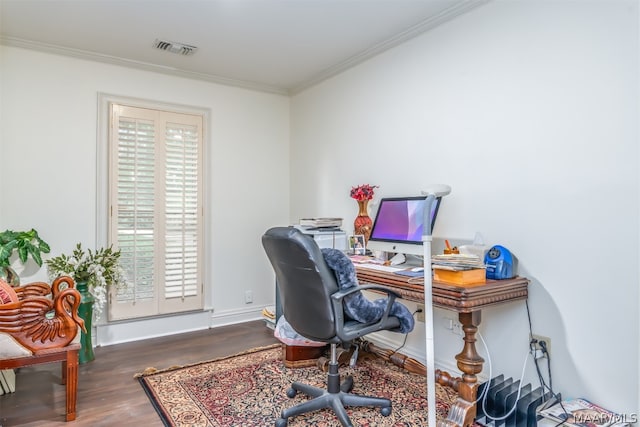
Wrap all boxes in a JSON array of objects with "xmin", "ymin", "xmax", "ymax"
[
  {"xmin": 46, "ymin": 243, "xmax": 127, "ymax": 363},
  {"xmin": 350, "ymin": 184, "xmax": 379, "ymax": 244}
]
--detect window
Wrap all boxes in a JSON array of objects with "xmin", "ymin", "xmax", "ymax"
[{"xmin": 108, "ymin": 103, "xmax": 204, "ymax": 320}]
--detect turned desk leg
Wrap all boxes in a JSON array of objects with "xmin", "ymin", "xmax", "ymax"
[
  {"xmin": 438, "ymin": 311, "xmax": 484, "ymax": 427},
  {"xmin": 361, "ymin": 310, "xmax": 486, "ymax": 427}
]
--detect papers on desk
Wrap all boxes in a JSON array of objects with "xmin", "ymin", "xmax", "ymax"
[
  {"xmin": 357, "ymin": 263, "xmax": 426, "ymax": 278},
  {"xmin": 394, "ymin": 270, "xmax": 425, "ymax": 277},
  {"xmin": 431, "ymin": 254, "xmax": 485, "ymax": 271},
  {"xmin": 349, "ymin": 255, "xmax": 378, "ymax": 264}
]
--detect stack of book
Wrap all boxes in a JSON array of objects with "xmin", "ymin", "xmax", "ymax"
[
  {"xmin": 0, "ymin": 369, "xmax": 16, "ymax": 394},
  {"xmin": 537, "ymin": 398, "xmax": 631, "ymax": 426},
  {"xmin": 431, "ymin": 253, "xmax": 486, "ymax": 285}
]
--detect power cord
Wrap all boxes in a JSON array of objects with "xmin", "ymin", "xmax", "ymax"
[
  {"xmin": 389, "ymin": 307, "xmax": 421, "ymax": 356},
  {"xmin": 475, "ymin": 300, "xmax": 566, "ymax": 423},
  {"xmin": 357, "ymin": 307, "xmax": 420, "ymax": 367},
  {"xmin": 477, "ymin": 331, "xmax": 531, "ymax": 421},
  {"xmin": 383, "ymin": 305, "xmax": 567, "ymax": 424},
  {"xmin": 526, "ymin": 301, "xmax": 554, "ymax": 390},
  {"xmin": 525, "ymin": 300, "xmax": 568, "ymax": 424}
]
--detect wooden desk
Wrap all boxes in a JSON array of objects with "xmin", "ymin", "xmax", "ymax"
[{"xmin": 355, "ymin": 265, "xmax": 529, "ymax": 427}]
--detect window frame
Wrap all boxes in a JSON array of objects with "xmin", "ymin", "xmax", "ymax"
[{"xmin": 97, "ymin": 93, "xmax": 209, "ymax": 322}]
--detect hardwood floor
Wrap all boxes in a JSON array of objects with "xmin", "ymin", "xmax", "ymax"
[{"xmin": 0, "ymin": 320, "xmax": 279, "ymax": 427}]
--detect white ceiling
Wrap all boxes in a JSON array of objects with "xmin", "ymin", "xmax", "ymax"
[{"xmin": 0, "ymin": 0, "xmax": 486, "ymax": 94}]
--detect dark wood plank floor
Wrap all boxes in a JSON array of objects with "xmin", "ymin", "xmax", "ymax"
[{"xmin": 0, "ymin": 320, "xmax": 279, "ymax": 427}]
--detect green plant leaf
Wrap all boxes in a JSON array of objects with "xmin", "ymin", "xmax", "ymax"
[
  {"xmin": 39, "ymin": 240, "xmax": 51, "ymax": 253},
  {"xmin": 0, "ymin": 228, "xmax": 50, "ymax": 269},
  {"xmin": 18, "ymin": 245, "xmax": 29, "ymax": 263},
  {"xmin": 0, "ymin": 245, "xmax": 11, "ymax": 267},
  {"xmin": 28, "ymin": 245, "xmax": 43, "ymax": 266}
]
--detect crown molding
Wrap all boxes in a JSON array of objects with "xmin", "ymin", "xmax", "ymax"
[
  {"xmin": 0, "ymin": 36, "xmax": 289, "ymax": 95},
  {"xmin": 1, "ymin": 0, "xmax": 489, "ymax": 96}
]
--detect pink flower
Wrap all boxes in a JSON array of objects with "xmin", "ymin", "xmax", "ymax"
[{"xmin": 350, "ymin": 184, "xmax": 378, "ymax": 201}]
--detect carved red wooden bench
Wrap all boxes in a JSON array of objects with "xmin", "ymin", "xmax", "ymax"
[{"xmin": 0, "ymin": 276, "xmax": 85, "ymax": 421}]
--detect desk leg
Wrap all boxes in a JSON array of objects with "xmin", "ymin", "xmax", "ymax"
[
  {"xmin": 361, "ymin": 309, "xmax": 485, "ymax": 427},
  {"xmin": 438, "ymin": 311, "xmax": 484, "ymax": 427}
]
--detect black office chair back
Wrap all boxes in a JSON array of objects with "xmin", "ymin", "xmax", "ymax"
[{"xmin": 262, "ymin": 227, "xmax": 340, "ymax": 343}]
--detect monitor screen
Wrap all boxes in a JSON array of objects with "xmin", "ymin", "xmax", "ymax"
[{"xmin": 367, "ymin": 196, "xmax": 442, "ymax": 256}]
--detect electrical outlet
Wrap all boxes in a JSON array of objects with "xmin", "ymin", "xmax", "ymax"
[
  {"xmin": 531, "ymin": 334, "xmax": 551, "ymax": 357},
  {"xmin": 416, "ymin": 304, "xmax": 425, "ymax": 322},
  {"xmin": 244, "ymin": 290, "xmax": 253, "ymax": 304},
  {"xmin": 442, "ymin": 316, "xmax": 463, "ymax": 335}
]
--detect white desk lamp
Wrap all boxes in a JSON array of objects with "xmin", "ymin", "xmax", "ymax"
[{"xmin": 421, "ymin": 184, "xmax": 451, "ymax": 426}]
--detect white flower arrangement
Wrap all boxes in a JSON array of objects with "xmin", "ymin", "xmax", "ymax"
[{"xmin": 46, "ymin": 243, "xmax": 128, "ymax": 319}]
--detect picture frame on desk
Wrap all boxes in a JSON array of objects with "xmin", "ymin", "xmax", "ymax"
[{"xmin": 349, "ymin": 234, "xmax": 366, "ymax": 255}]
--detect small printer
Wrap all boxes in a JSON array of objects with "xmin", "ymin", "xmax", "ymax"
[{"xmin": 484, "ymin": 245, "xmax": 514, "ymax": 280}]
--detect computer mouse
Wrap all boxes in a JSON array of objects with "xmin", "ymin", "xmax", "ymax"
[{"xmin": 411, "ymin": 267, "xmax": 424, "ymax": 272}]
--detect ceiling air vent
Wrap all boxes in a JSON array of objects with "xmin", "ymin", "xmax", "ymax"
[{"xmin": 153, "ymin": 39, "xmax": 198, "ymax": 56}]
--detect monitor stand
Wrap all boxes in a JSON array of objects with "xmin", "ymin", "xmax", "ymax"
[{"xmin": 403, "ymin": 253, "xmax": 424, "ymax": 267}]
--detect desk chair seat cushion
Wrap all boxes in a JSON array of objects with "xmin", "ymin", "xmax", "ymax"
[
  {"xmin": 321, "ymin": 248, "xmax": 414, "ymax": 334},
  {"xmin": 275, "ymin": 315, "xmax": 327, "ymax": 347}
]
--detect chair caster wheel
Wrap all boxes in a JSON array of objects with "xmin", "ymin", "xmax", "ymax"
[
  {"xmin": 286, "ymin": 388, "xmax": 297, "ymax": 398},
  {"xmin": 275, "ymin": 418, "xmax": 288, "ymax": 427},
  {"xmin": 380, "ymin": 406, "xmax": 392, "ymax": 417}
]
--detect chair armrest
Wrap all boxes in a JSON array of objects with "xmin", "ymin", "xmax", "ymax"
[
  {"xmin": 330, "ymin": 284, "xmax": 402, "ymax": 342},
  {"xmin": 331, "ymin": 284, "xmax": 401, "ymax": 301},
  {"xmin": 332, "ymin": 284, "xmax": 399, "ymax": 319}
]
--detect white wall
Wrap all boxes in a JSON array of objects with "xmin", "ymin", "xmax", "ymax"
[
  {"xmin": 0, "ymin": 46, "xmax": 290, "ymax": 341},
  {"xmin": 1, "ymin": 0, "xmax": 638, "ymax": 416},
  {"xmin": 291, "ymin": 0, "xmax": 639, "ymax": 415}
]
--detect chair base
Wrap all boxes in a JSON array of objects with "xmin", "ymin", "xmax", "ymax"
[{"xmin": 276, "ymin": 346, "xmax": 392, "ymax": 427}]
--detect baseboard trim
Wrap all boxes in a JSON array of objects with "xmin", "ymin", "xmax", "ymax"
[
  {"xmin": 209, "ymin": 307, "xmax": 264, "ymax": 328},
  {"xmin": 95, "ymin": 306, "xmax": 265, "ymax": 346}
]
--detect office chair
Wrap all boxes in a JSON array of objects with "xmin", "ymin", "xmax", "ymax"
[{"xmin": 262, "ymin": 226, "xmax": 411, "ymax": 427}]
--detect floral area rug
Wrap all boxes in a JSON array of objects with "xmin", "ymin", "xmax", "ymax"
[{"xmin": 135, "ymin": 343, "xmax": 463, "ymax": 426}]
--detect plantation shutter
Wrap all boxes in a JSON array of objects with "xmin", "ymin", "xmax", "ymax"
[
  {"xmin": 109, "ymin": 104, "xmax": 203, "ymax": 321},
  {"xmin": 161, "ymin": 117, "xmax": 202, "ymax": 312}
]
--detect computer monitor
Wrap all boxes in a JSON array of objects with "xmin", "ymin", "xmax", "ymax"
[{"xmin": 367, "ymin": 196, "xmax": 442, "ymax": 257}]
